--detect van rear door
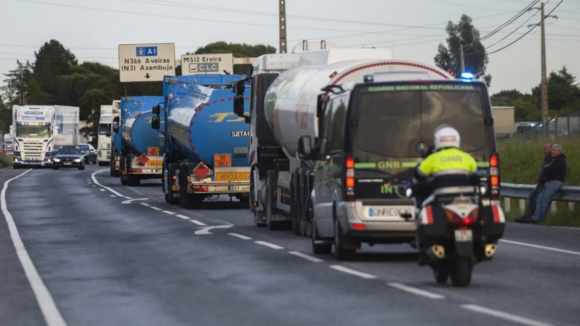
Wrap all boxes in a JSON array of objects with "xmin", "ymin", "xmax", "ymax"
[{"xmin": 347, "ymin": 81, "xmax": 494, "ymax": 220}]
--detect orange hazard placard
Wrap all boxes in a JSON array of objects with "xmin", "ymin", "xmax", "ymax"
[
  {"xmin": 148, "ymin": 147, "xmax": 159, "ymax": 156},
  {"xmin": 214, "ymin": 154, "xmax": 231, "ymax": 167}
]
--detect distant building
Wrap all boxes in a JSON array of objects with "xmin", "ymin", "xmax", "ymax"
[{"xmin": 491, "ymin": 106, "xmax": 515, "ymax": 138}]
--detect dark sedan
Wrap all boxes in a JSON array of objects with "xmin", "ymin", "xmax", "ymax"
[
  {"xmin": 53, "ymin": 146, "xmax": 86, "ymax": 170},
  {"xmin": 79, "ymin": 144, "xmax": 97, "ymax": 164}
]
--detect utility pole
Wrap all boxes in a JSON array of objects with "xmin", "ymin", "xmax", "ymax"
[
  {"xmin": 528, "ymin": 2, "xmax": 558, "ymax": 135},
  {"xmin": 460, "ymin": 44, "xmax": 465, "ymax": 73},
  {"xmin": 279, "ymin": 0, "xmax": 287, "ymax": 54},
  {"xmin": 540, "ymin": 2, "xmax": 548, "ymax": 132}
]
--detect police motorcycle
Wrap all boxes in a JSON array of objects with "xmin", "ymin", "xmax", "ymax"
[{"xmin": 409, "ymin": 153, "xmax": 506, "ymax": 287}]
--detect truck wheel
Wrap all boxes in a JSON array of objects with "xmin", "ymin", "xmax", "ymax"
[
  {"xmin": 311, "ymin": 208, "xmax": 332, "ymax": 255},
  {"xmin": 291, "ymin": 173, "xmax": 301, "ymax": 235},
  {"xmin": 334, "ymin": 218, "xmax": 356, "ymax": 261},
  {"xmin": 266, "ymin": 170, "xmax": 281, "ymax": 231},
  {"xmin": 254, "ymin": 210, "xmax": 266, "ymax": 227},
  {"xmin": 450, "ymin": 256, "xmax": 472, "ymax": 287}
]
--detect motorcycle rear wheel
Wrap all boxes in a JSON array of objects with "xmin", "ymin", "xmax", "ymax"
[{"xmin": 450, "ymin": 256, "xmax": 472, "ymax": 287}]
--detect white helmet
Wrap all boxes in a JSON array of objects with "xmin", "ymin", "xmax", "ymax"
[{"xmin": 434, "ymin": 125, "xmax": 460, "ymax": 151}]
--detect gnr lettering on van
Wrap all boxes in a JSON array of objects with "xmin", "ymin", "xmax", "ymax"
[
  {"xmin": 377, "ymin": 161, "xmax": 401, "ymax": 169},
  {"xmin": 440, "ymin": 155, "xmax": 463, "ymax": 162}
]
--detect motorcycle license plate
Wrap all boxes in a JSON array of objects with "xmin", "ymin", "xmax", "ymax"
[{"xmin": 454, "ymin": 229, "xmax": 473, "ymax": 242}]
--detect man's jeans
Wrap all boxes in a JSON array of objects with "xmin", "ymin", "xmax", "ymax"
[
  {"xmin": 530, "ymin": 180, "xmax": 564, "ymax": 222},
  {"xmin": 523, "ymin": 184, "xmax": 543, "ymax": 218}
]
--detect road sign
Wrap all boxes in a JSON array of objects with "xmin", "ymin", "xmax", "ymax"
[
  {"xmin": 181, "ymin": 53, "xmax": 233, "ymax": 75},
  {"xmin": 118, "ymin": 43, "xmax": 175, "ymax": 82}
]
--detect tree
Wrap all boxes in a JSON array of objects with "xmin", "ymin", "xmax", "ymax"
[
  {"xmin": 1, "ymin": 60, "xmax": 34, "ymax": 105},
  {"xmin": 0, "ymin": 96, "xmax": 10, "ymax": 134},
  {"xmin": 79, "ymin": 88, "xmax": 111, "ymax": 142},
  {"xmin": 491, "ymin": 89, "xmax": 524, "ymax": 106},
  {"xmin": 33, "ymin": 40, "xmax": 78, "ymax": 103},
  {"xmin": 532, "ymin": 66, "xmax": 580, "ymax": 112},
  {"xmin": 193, "ymin": 42, "xmax": 277, "ymax": 74},
  {"xmin": 434, "ymin": 15, "xmax": 491, "ymax": 86}
]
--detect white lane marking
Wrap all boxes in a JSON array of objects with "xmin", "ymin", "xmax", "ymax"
[
  {"xmin": 140, "ymin": 203, "xmax": 151, "ymax": 207},
  {"xmin": 194, "ymin": 224, "xmax": 232, "ymax": 235},
  {"xmin": 121, "ymin": 198, "xmax": 148, "ymax": 204},
  {"xmin": 190, "ymin": 220, "xmax": 207, "ymax": 226},
  {"xmin": 99, "ymin": 189, "xmax": 105, "ymax": 192},
  {"xmin": 110, "ymin": 195, "xmax": 116, "ymax": 197},
  {"xmin": 177, "ymin": 214, "xmax": 190, "ymax": 220},
  {"xmin": 228, "ymin": 233, "xmax": 252, "ymax": 240},
  {"xmin": 330, "ymin": 265, "xmax": 377, "ymax": 279},
  {"xmin": 1, "ymin": 170, "xmax": 68, "ymax": 326},
  {"xmin": 162, "ymin": 210, "xmax": 175, "ymax": 215},
  {"xmin": 288, "ymin": 251, "xmax": 324, "ymax": 263},
  {"xmin": 461, "ymin": 304, "xmax": 553, "ymax": 326},
  {"xmin": 387, "ymin": 283, "xmax": 445, "ymax": 300},
  {"xmin": 150, "ymin": 207, "xmax": 162, "ymax": 211},
  {"xmin": 501, "ymin": 239, "xmax": 580, "ymax": 257},
  {"xmin": 255, "ymin": 241, "xmax": 284, "ymax": 250},
  {"xmin": 91, "ymin": 170, "xmax": 129, "ymax": 199}
]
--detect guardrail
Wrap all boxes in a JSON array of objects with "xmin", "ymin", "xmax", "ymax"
[{"xmin": 500, "ymin": 183, "xmax": 580, "ymax": 214}]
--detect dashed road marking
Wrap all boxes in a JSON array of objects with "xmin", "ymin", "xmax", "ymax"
[
  {"xmin": 91, "ymin": 170, "xmax": 129, "ymax": 199},
  {"xmin": 1, "ymin": 169, "xmax": 68, "ymax": 326},
  {"xmin": 140, "ymin": 203, "xmax": 151, "ymax": 207},
  {"xmin": 387, "ymin": 283, "xmax": 445, "ymax": 300},
  {"xmin": 228, "ymin": 233, "xmax": 252, "ymax": 240},
  {"xmin": 255, "ymin": 241, "xmax": 284, "ymax": 250},
  {"xmin": 501, "ymin": 239, "xmax": 580, "ymax": 257},
  {"xmin": 461, "ymin": 304, "xmax": 553, "ymax": 326},
  {"xmin": 150, "ymin": 207, "xmax": 162, "ymax": 211},
  {"xmin": 162, "ymin": 210, "xmax": 175, "ymax": 215},
  {"xmin": 99, "ymin": 189, "xmax": 105, "ymax": 192},
  {"xmin": 190, "ymin": 220, "xmax": 207, "ymax": 226},
  {"xmin": 330, "ymin": 265, "xmax": 377, "ymax": 279},
  {"xmin": 177, "ymin": 214, "xmax": 190, "ymax": 220},
  {"xmin": 288, "ymin": 251, "xmax": 324, "ymax": 263},
  {"xmin": 110, "ymin": 195, "xmax": 116, "ymax": 197},
  {"xmin": 121, "ymin": 198, "xmax": 148, "ymax": 204},
  {"xmin": 194, "ymin": 224, "xmax": 232, "ymax": 235}
]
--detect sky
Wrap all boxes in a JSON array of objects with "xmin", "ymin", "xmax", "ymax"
[{"xmin": 0, "ymin": 0, "xmax": 579, "ymax": 95}]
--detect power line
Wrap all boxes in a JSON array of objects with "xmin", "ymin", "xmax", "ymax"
[{"xmin": 485, "ymin": 7, "xmax": 541, "ymax": 49}]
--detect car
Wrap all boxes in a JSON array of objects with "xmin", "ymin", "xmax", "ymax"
[
  {"xmin": 78, "ymin": 143, "xmax": 97, "ymax": 164},
  {"xmin": 52, "ymin": 146, "xmax": 86, "ymax": 170}
]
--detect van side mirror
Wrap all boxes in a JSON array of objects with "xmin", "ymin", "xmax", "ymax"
[
  {"xmin": 112, "ymin": 116, "xmax": 120, "ymax": 133},
  {"xmin": 298, "ymin": 136, "xmax": 313, "ymax": 160},
  {"xmin": 234, "ymin": 94, "xmax": 245, "ymax": 117},
  {"xmin": 152, "ymin": 105, "xmax": 161, "ymax": 115},
  {"xmin": 151, "ymin": 116, "xmax": 160, "ymax": 130}
]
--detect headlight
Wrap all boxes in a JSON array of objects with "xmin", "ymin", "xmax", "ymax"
[
  {"xmin": 74, "ymin": 159, "xmax": 81, "ymax": 162},
  {"xmin": 54, "ymin": 158, "xmax": 61, "ymax": 162}
]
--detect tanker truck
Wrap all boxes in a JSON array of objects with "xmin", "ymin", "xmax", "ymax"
[
  {"xmin": 233, "ymin": 49, "xmax": 504, "ymax": 260},
  {"xmin": 113, "ymin": 96, "xmax": 165, "ymax": 186},
  {"xmin": 151, "ymin": 74, "xmax": 251, "ymax": 209}
]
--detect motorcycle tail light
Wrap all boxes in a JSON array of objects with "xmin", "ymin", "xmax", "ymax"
[{"xmin": 445, "ymin": 208, "xmax": 479, "ymax": 226}]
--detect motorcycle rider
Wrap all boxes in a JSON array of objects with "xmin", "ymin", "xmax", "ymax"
[{"xmin": 412, "ymin": 125, "xmax": 478, "ymax": 262}]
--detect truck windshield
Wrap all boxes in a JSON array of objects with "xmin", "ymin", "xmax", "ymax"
[
  {"xmin": 352, "ymin": 84, "xmax": 490, "ymax": 159},
  {"xmin": 98, "ymin": 124, "xmax": 109, "ymax": 135},
  {"xmin": 16, "ymin": 125, "xmax": 51, "ymax": 139}
]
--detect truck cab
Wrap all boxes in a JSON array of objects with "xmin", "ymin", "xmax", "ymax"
[
  {"xmin": 12, "ymin": 106, "xmax": 57, "ymax": 168},
  {"xmin": 300, "ymin": 78, "xmax": 500, "ymax": 260},
  {"xmin": 98, "ymin": 106, "xmax": 113, "ymax": 166}
]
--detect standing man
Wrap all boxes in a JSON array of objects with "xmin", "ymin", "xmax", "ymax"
[
  {"xmin": 527, "ymin": 144, "xmax": 567, "ymax": 224},
  {"xmin": 515, "ymin": 142, "xmax": 552, "ymax": 223}
]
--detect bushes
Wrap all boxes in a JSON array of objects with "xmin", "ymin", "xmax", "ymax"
[{"xmin": 0, "ymin": 154, "xmax": 13, "ymax": 168}]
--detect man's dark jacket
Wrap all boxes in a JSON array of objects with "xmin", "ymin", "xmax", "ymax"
[{"xmin": 544, "ymin": 154, "xmax": 567, "ymax": 183}]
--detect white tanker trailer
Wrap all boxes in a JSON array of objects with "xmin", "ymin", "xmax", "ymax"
[{"xmin": 233, "ymin": 48, "xmax": 502, "ymax": 260}]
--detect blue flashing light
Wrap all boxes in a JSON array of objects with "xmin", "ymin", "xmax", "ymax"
[
  {"xmin": 461, "ymin": 72, "xmax": 474, "ymax": 79},
  {"xmin": 364, "ymin": 74, "xmax": 374, "ymax": 83}
]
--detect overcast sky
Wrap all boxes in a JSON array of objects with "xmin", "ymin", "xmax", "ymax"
[{"xmin": 1, "ymin": 0, "xmax": 579, "ymax": 94}]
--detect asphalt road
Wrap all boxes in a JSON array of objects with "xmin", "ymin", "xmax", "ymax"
[{"xmin": 1, "ymin": 164, "xmax": 579, "ymax": 326}]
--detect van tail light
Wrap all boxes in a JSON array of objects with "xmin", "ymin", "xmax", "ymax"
[
  {"xmin": 490, "ymin": 153, "xmax": 500, "ymax": 200},
  {"xmin": 346, "ymin": 157, "xmax": 355, "ymax": 201}
]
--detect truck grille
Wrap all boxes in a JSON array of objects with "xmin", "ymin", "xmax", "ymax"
[{"xmin": 22, "ymin": 141, "xmax": 45, "ymax": 160}]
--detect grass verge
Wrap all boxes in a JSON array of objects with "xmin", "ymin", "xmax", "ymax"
[{"xmin": 0, "ymin": 154, "xmax": 13, "ymax": 168}]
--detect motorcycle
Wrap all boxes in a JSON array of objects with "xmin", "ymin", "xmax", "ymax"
[{"xmin": 410, "ymin": 175, "xmax": 506, "ymax": 287}]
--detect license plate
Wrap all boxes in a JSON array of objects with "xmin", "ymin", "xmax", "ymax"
[
  {"xmin": 64, "ymin": 162, "xmax": 72, "ymax": 166},
  {"xmin": 367, "ymin": 206, "xmax": 413, "ymax": 218},
  {"xmin": 148, "ymin": 161, "xmax": 163, "ymax": 167},
  {"xmin": 454, "ymin": 229, "xmax": 473, "ymax": 242},
  {"xmin": 231, "ymin": 185, "xmax": 250, "ymax": 191}
]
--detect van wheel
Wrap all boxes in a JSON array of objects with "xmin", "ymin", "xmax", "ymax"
[
  {"xmin": 311, "ymin": 210, "xmax": 332, "ymax": 255},
  {"xmin": 334, "ymin": 219, "xmax": 356, "ymax": 261}
]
